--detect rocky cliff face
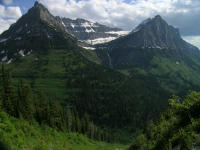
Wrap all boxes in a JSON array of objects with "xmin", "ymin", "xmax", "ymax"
[
  {"xmin": 95, "ymin": 15, "xmax": 200, "ymax": 93},
  {"xmin": 57, "ymin": 17, "xmax": 129, "ymax": 45},
  {"xmin": 0, "ymin": 1, "xmax": 76, "ymax": 63},
  {"xmin": 106, "ymin": 15, "xmax": 198, "ymax": 51}
]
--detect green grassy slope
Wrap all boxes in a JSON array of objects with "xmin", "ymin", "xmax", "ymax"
[
  {"xmin": 96, "ymin": 46, "xmax": 200, "ymax": 95},
  {"xmin": 3, "ymin": 48, "xmax": 169, "ymax": 142},
  {"xmin": 0, "ymin": 111, "xmax": 126, "ymax": 150}
]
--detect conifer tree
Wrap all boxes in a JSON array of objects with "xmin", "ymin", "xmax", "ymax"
[
  {"xmin": 83, "ymin": 113, "xmax": 90, "ymax": 135},
  {"xmin": 75, "ymin": 111, "xmax": 81, "ymax": 133},
  {"xmin": 71, "ymin": 111, "xmax": 76, "ymax": 132},
  {"xmin": 48, "ymin": 99, "xmax": 63, "ymax": 129},
  {"xmin": 0, "ymin": 92, "xmax": 2, "ymax": 109},
  {"xmin": 17, "ymin": 82, "xmax": 34, "ymax": 121},
  {"xmin": 81, "ymin": 117, "xmax": 86, "ymax": 134},
  {"xmin": 65, "ymin": 105, "xmax": 72, "ymax": 132},
  {"xmin": 1, "ymin": 65, "xmax": 17, "ymax": 116},
  {"xmin": 89, "ymin": 122, "xmax": 95, "ymax": 139},
  {"xmin": 35, "ymin": 91, "xmax": 49, "ymax": 124}
]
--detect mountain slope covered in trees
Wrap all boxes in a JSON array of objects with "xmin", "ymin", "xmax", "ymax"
[
  {"xmin": 2, "ymin": 1, "xmax": 200, "ymax": 149},
  {"xmin": 0, "ymin": 65, "xmax": 112, "ymax": 141},
  {"xmin": 4, "ymin": 48, "xmax": 169, "ymax": 142},
  {"xmin": 129, "ymin": 91, "xmax": 200, "ymax": 150},
  {"xmin": 0, "ymin": 2, "xmax": 171, "ymax": 143},
  {"xmin": 95, "ymin": 15, "xmax": 200, "ymax": 94}
]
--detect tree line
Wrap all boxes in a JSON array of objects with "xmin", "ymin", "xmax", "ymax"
[
  {"xmin": 0, "ymin": 64, "xmax": 113, "ymax": 142},
  {"xmin": 129, "ymin": 91, "xmax": 200, "ymax": 150}
]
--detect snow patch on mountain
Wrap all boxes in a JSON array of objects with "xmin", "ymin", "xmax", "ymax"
[
  {"xmin": 61, "ymin": 21, "xmax": 66, "ymax": 27},
  {"xmin": 71, "ymin": 23, "xmax": 75, "ymax": 28},
  {"xmin": 7, "ymin": 58, "xmax": 13, "ymax": 64},
  {"xmin": 1, "ymin": 50, "xmax": 5, "ymax": 54},
  {"xmin": 81, "ymin": 22, "xmax": 91, "ymax": 28},
  {"xmin": 81, "ymin": 22, "xmax": 97, "ymax": 28},
  {"xmin": 105, "ymin": 31, "xmax": 130, "ymax": 36},
  {"xmin": 19, "ymin": 50, "xmax": 25, "ymax": 56},
  {"xmin": 1, "ymin": 56, "xmax": 7, "ymax": 61},
  {"xmin": 27, "ymin": 50, "xmax": 32, "ymax": 55},
  {"xmin": 82, "ymin": 46, "xmax": 96, "ymax": 50},
  {"xmin": 85, "ymin": 37, "xmax": 117, "ymax": 45},
  {"xmin": 0, "ymin": 38, "xmax": 8, "ymax": 43},
  {"xmin": 61, "ymin": 17, "xmax": 128, "ymax": 44},
  {"xmin": 85, "ymin": 28, "xmax": 95, "ymax": 33}
]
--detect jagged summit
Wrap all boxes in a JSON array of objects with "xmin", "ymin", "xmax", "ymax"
[
  {"xmin": 0, "ymin": 1, "xmax": 75, "ymax": 63},
  {"xmin": 95, "ymin": 15, "xmax": 200, "ymax": 95},
  {"xmin": 57, "ymin": 17, "xmax": 129, "ymax": 45},
  {"xmin": 34, "ymin": 1, "xmax": 40, "ymax": 7},
  {"xmin": 108, "ymin": 15, "xmax": 197, "ymax": 51},
  {"xmin": 154, "ymin": 15, "xmax": 162, "ymax": 19}
]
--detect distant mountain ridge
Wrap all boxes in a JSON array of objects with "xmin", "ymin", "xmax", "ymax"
[
  {"xmin": 0, "ymin": 2, "xmax": 170, "ymax": 139},
  {"xmin": 57, "ymin": 17, "xmax": 129, "ymax": 45},
  {"xmin": 107, "ymin": 15, "xmax": 199, "ymax": 51},
  {"xmin": 96, "ymin": 15, "xmax": 200, "ymax": 94}
]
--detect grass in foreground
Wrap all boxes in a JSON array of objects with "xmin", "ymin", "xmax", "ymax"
[{"xmin": 0, "ymin": 111, "xmax": 126, "ymax": 150}]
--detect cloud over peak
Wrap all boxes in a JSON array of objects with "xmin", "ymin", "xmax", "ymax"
[
  {"xmin": 39, "ymin": 0, "xmax": 200, "ymax": 36},
  {"xmin": 0, "ymin": 5, "xmax": 22, "ymax": 33}
]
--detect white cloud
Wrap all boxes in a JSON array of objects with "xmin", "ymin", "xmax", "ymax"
[
  {"xmin": 0, "ymin": 5, "xmax": 22, "ymax": 33},
  {"xmin": 38, "ymin": 0, "xmax": 200, "ymax": 36},
  {"xmin": 183, "ymin": 36, "xmax": 200, "ymax": 49},
  {"xmin": 0, "ymin": 0, "xmax": 199, "ymax": 36}
]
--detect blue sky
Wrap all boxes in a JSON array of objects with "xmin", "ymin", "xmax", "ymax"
[
  {"xmin": 0, "ymin": 0, "xmax": 35, "ymax": 13},
  {"xmin": 0, "ymin": 0, "xmax": 200, "ymax": 48}
]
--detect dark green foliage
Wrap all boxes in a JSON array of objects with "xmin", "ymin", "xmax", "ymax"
[
  {"xmin": 35, "ymin": 91, "xmax": 49, "ymax": 124},
  {"xmin": 129, "ymin": 91, "xmax": 200, "ymax": 150},
  {"xmin": 5, "ymin": 48, "xmax": 169, "ymax": 143},
  {"xmin": 17, "ymin": 82, "xmax": 34, "ymax": 120},
  {"xmin": 96, "ymin": 45, "xmax": 200, "ymax": 95},
  {"xmin": 74, "ymin": 111, "xmax": 82, "ymax": 133},
  {"xmin": 95, "ymin": 15, "xmax": 200, "ymax": 95},
  {"xmin": 0, "ymin": 140, "xmax": 10, "ymax": 150},
  {"xmin": 65, "ymin": 106, "xmax": 73, "ymax": 132},
  {"xmin": 81, "ymin": 113, "xmax": 90, "ymax": 134},
  {"xmin": 0, "ymin": 66, "xmax": 112, "ymax": 142},
  {"xmin": 129, "ymin": 134, "xmax": 148, "ymax": 150},
  {"xmin": 0, "ymin": 1, "xmax": 77, "ymax": 55},
  {"xmin": 1, "ymin": 65, "xmax": 17, "ymax": 117},
  {"xmin": 48, "ymin": 99, "xmax": 63, "ymax": 129},
  {"xmin": 0, "ymin": 110, "xmax": 125, "ymax": 150}
]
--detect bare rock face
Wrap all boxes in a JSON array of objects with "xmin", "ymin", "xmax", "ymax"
[
  {"xmin": 95, "ymin": 15, "xmax": 200, "ymax": 94},
  {"xmin": 0, "ymin": 2, "xmax": 76, "ymax": 62},
  {"xmin": 108, "ymin": 15, "xmax": 198, "ymax": 51},
  {"xmin": 57, "ymin": 17, "xmax": 129, "ymax": 45}
]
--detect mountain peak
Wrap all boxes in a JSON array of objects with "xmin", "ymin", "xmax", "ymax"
[
  {"xmin": 154, "ymin": 15, "xmax": 162, "ymax": 19},
  {"xmin": 60, "ymin": 17, "xmax": 128, "ymax": 44},
  {"xmin": 116, "ymin": 15, "xmax": 198, "ymax": 50},
  {"xmin": 34, "ymin": 1, "xmax": 45, "ymax": 9},
  {"xmin": 29, "ymin": 1, "xmax": 50, "ymax": 19},
  {"xmin": 152, "ymin": 15, "xmax": 167, "ymax": 24},
  {"xmin": 0, "ymin": 0, "xmax": 75, "ymax": 61},
  {"xmin": 34, "ymin": 1, "xmax": 39, "ymax": 6}
]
